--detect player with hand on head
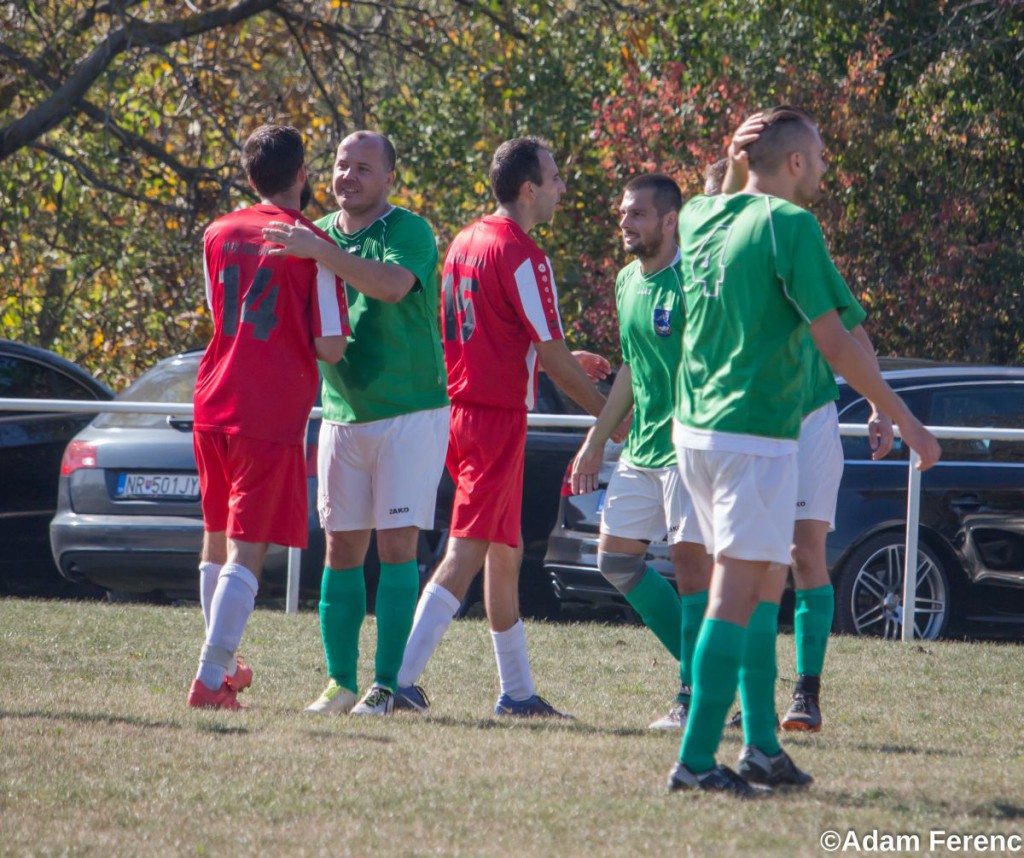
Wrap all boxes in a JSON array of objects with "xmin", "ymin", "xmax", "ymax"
[
  {"xmin": 667, "ymin": 106, "xmax": 939, "ymax": 796},
  {"xmin": 188, "ymin": 124, "xmax": 349, "ymax": 710},
  {"xmin": 715, "ymin": 113, "xmax": 894, "ymax": 737}
]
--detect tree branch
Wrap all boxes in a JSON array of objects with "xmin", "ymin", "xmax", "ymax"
[{"xmin": 0, "ymin": 0, "xmax": 282, "ymax": 161}]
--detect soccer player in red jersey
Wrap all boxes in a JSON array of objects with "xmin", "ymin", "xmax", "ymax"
[
  {"xmin": 187, "ymin": 125, "xmax": 350, "ymax": 710},
  {"xmin": 394, "ymin": 137, "xmax": 609, "ymax": 717}
]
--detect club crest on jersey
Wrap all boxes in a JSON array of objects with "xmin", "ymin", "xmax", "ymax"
[{"xmin": 653, "ymin": 307, "xmax": 672, "ymax": 337}]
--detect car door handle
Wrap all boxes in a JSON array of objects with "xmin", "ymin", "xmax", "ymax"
[
  {"xmin": 166, "ymin": 416, "xmax": 194, "ymax": 432},
  {"xmin": 950, "ymin": 494, "xmax": 982, "ymax": 509}
]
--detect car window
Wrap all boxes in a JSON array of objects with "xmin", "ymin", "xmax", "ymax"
[
  {"xmin": 94, "ymin": 357, "xmax": 200, "ymax": 428},
  {"xmin": 927, "ymin": 383, "xmax": 1024, "ymax": 463},
  {"xmin": 0, "ymin": 355, "xmax": 98, "ymax": 419}
]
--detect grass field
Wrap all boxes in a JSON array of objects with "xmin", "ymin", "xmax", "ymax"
[{"xmin": 2, "ymin": 598, "xmax": 1023, "ymax": 857}]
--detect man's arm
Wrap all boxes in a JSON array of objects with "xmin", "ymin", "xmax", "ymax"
[
  {"xmin": 850, "ymin": 324, "xmax": 894, "ymax": 459},
  {"xmin": 810, "ymin": 312, "xmax": 940, "ymax": 470},
  {"xmin": 534, "ymin": 338, "xmax": 607, "ymax": 419},
  {"xmin": 262, "ymin": 220, "xmax": 416, "ymax": 303},
  {"xmin": 721, "ymin": 112, "xmax": 765, "ymax": 194},
  {"xmin": 314, "ymin": 335, "xmax": 347, "ymax": 364},
  {"xmin": 570, "ymin": 364, "xmax": 634, "ymax": 495}
]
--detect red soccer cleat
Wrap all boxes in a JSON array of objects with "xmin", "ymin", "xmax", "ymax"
[
  {"xmin": 187, "ymin": 678, "xmax": 242, "ymax": 710},
  {"xmin": 225, "ymin": 654, "xmax": 253, "ymax": 693}
]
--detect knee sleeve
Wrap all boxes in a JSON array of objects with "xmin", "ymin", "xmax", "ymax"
[{"xmin": 597, "ymin": 551, "xmax": 647, "ymax": 595}]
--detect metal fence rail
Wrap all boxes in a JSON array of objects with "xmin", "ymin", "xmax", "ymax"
[{"xmin": 5, "ymin": 396, "xmax": 1024, "ymax": 638}]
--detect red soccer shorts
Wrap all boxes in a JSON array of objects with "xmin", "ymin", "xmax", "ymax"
[
  {"xmin": 446, "ymin": 401, "xmax": 527, "ymax": 549},
  {"xmin": 194, "ymin": 429, "xmax": 308, "ymax": 548}
]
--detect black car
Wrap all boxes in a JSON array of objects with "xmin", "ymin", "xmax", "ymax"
[
  {"xmin": 51, "ymin": 350, "xmax": 592, "ymax": 612},
  {"xmin": 544, "ymin": 360, "xmax": 1024, "ymax": 639},
  {"xmin": 0, "ymin": 339, "xmax": 114, "ymax": 597}
]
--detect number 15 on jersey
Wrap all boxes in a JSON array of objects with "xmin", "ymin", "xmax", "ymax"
[{"xmin": 442, "ymin": 272, "xmax": 479, "ymax": 344}]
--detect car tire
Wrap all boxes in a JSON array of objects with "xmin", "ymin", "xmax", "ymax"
[{"xmin": 833, "ymin": 532, "xmax": 955, "ymax": 640}]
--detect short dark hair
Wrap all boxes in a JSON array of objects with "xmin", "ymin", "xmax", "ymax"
[
  {"xmin": 344, "ymin": 130, "xmax": 397, "ymax": 172},
  {"xmin": 623, "ymin": 173, "xmax": 683, "ymax": 215},
  {"xmin": 241, "ymin": 125, "xmax": 305, "ymax": 198},
  {"xmin": 703, "ymin": 158, "xmax": 728, "ymax": 195},
  {"xmin": 746, "ymin": 105, "xmax": 819, "ymax": 173},
  {"xmin": 489, "ymin": 136, "xmax": 551, "ymax": 204}
]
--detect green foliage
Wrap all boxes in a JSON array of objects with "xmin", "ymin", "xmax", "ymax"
[{"xmin": 2, "ymin": 0, "xmax": 1022, "ymax": 385}]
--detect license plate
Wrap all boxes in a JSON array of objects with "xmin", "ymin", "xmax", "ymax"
[{"xmin": 116, "ymin": 473, "xmax": 200, "ymax": 500}]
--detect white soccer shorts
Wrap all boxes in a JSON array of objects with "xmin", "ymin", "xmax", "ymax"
[
  {"xmin": 599, "ymin": 460, "xmax": 704, "ymax": 546},
  {"xmin": 317, "ymin": 406, "xmax": 450, "ymax": 532},
  {"xmin": 795, "ymin": 402, "xmax": 844, "ymax": 529}
]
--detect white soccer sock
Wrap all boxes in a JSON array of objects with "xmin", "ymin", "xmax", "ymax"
[
  {"xmin": 199, "ymin": 561, "xmax": 222, "ymax": 633},
  {"xmin": 196, "ymin": 563, "xmax": 258, "ymax": 690},
  {"xmin": 491, "ymin": 619, "xmax": 536, "ymax": 701},
  {"xmin": 396, "ymin": 582, "xmax": 461, "ymax": 687}
]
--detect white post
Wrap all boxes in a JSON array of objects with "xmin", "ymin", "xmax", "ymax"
[
  {"xmin": 901, "ymin": 450, "xmax": 923, "ymax": 642},
  {"xmin": 286, "ymin": 547, "xmax": 301, "ymax": 614},
  {"xmin": 285, "ymin": 419, "xmax": 310, "ymax": 615}
]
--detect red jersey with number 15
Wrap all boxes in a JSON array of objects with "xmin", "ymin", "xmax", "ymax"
[
  {"xmin": 442, "ymin": 216, "xmax": 564, "ymax": 411},
  {"xmin": 195, "ymin": 204, "xmax": 350, "ymax": 445}
]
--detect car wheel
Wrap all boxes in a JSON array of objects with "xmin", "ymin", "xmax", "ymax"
[{"xmin": 834, "ymin": 532, "xmax": 954, "ymax": 640}]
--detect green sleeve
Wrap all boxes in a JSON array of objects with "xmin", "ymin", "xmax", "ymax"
[
  {"xmin": 383, "ymin": 212, "xmax": 439, "ymax": 294},
  {"xmin": 775, "ymin": 205, "xmax": 856, "ymax": 325}
]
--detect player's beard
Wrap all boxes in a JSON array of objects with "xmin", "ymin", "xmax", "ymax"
[
  {"xmin": 626, "ymin": 231, "xmax": 662, "ymax": 260},
  {"xmin": 299, "ymin": 179, "xmax": 312, "ymax": 210}
]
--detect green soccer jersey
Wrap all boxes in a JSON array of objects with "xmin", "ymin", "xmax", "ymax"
[
  {"xmin": 314, "ymin": 206, "xmax": 448, "ymax": 424},
  {"xmin": 675, "ymin": 194, "xmax": 858, "ymax": 444},
  {"xmin": 616, "ymin": 253, "xmax": 684, "ymax": 469}
]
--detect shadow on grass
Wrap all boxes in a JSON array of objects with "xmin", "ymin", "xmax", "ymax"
[
  {"xmin": 299, "ymin": 728, "xmax": 395, "ymax": 745},
  {"xmin": 415, "ymin": 713, "xmax": 648, "ymax": 738},
  {"xmin": 812, "ymin": 785, "xmax": 1024, "ymax": 821},
  {"xmin": 0, "ymin": 708, "xmax": 183, "ymax": 731}
]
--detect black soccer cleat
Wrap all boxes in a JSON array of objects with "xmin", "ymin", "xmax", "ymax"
[
  {"xmin": 737, "ymin": 745, "xmax": 813, "ymax": 788},
  {"xmin": 667, "ymin": 761, "xmax": 773, "ymax": 798}
]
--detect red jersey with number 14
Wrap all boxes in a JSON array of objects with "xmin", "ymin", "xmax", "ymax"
[
  {"xmin": 195, "ymin": 204, "xmax": 350, "ymax": 445},
  {"xmin": 442, "ymin": 215, "xmax": 564, "ymax": 410}
]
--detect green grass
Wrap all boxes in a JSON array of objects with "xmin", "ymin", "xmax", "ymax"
[{"xmin": 2, "ymin": 598, "xmax": 1023, "ymax": 857}]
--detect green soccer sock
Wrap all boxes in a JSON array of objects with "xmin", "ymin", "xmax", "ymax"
[
  {"xmin": 739, "ymin": 600, "xmax": 781, "ymax": 756},
  {"xmin": 679, "ymin": 618, "xmax": 746, "ymax": 773},
  {"xmin": 679, "ymin": 589, "xmax": 709, "ymax": 689},
  {"xmin": 373, "ymin": 560, "xmax": 420, "ymax": 692},
  {"xmin": 319, "ymin": 566, "xmax": 366, "ymax": 694},
  {"xmin": 625, "ymin": 567, "xmax": 682, "ymax": 660},
  {"xmin": 793, "ymin": 584, "xmax": 834, "ymax": 677}
]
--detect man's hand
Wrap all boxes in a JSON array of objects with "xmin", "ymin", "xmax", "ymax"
[
  {"xmin": 868, "ymin": 408, "xmax": 894, "ymax": 460},
  {"xmin": 721, "ymin": 112, "xmax": 766, "ymax": 193},
  {"xmin": 895, "ymin": 414, "xmax": 942, "ymax": 471},
  {"xmin": 572, "ymin": 350, "xmax": 611, "ymax": 383},
  {"xmin": 571, "ymin": 437, "xmax": 604, "ymax": 495},
  {"xmin": 262, "ymin": 220, "xmax": 325, "ymax": 258}
]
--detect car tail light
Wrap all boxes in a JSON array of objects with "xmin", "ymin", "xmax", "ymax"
[
  {"xmin": 305, "ymin": 442, "xmax": 318, "ymax": 478},
  {"xmin": 61, "ymin": 441, "xmax": 98, "ymax": 476},
  {"xmin": 560, "ymin": 461, "xmax": 574, "ymax": 497}
]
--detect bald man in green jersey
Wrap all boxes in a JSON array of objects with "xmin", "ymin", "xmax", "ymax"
[
  {"xmin": 667, "ymin": 106, "xmax": 940, "ymax": 796},
  {"xmin": 263, "ymin": 131, "xmax": 449, "ymax": 717}
]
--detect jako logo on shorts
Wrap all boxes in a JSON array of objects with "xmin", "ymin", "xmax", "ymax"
[{"xmin": 389, "ymin": 507, "xmax": 410, "ymax": 515}]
